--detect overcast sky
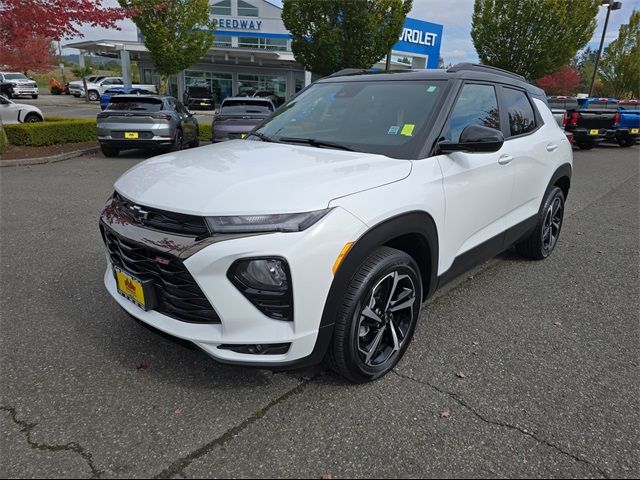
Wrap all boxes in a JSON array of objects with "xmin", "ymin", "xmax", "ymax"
[{"xmin": 71, "ymin": 0, "xmax": 640, "ymax": 65}]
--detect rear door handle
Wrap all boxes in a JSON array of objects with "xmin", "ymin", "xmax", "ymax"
[
  {"xmin": 498, "ymin": 154, "xmax": 513, "ymax": 165},
  {"xmin": 546, "ymin": 143, "xmax": 558, "ymax": 152}
]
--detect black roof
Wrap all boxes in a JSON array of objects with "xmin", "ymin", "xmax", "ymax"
[{"xmin": 320, "ymin": 63, "xmax": 545, "ymax": 98}]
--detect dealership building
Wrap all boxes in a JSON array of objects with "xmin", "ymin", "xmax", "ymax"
[{"xmin": 66, "ymin": 0, "xmax": 443, "ymax": 103}]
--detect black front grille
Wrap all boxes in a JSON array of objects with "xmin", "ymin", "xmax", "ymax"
[
  {"xmin": 102, "ymin": 227, "xmax": 221, "ymax": 324},
  {"xmin": 114, "ymin": 193, "xmax": 209, "ymax": 237}
]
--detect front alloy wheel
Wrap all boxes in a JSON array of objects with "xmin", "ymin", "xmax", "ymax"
[
  {"xmin": 328, "ymin": 246, "xmax": 422, "ymax": 382},
  {"xmin": 356, "ymin": 271, "xmax": 416, "ymax": 368}
]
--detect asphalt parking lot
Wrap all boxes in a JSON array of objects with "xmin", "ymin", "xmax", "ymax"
[
  {"xmin": 13, "ymin": 91, "xmax": 216, "ymax": 123},
  {"xmin": 1, "ymin": 145, "xmax": 638, "ymax": 478}
]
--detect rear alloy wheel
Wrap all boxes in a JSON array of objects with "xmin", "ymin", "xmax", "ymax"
[
  {"xmin": 328, "ymin": 246, "xmax": 422, "ymax": 383},
  {"xmin": 516, "ymin": 186, "xmax": 565, "ymax": 260},
  {"xmin": 23, "ymin": 113, "xmax": 42, "ymax": 123},
  {"xmin": 189, "ymin": 129, "xmax": 200, "ymax": 148},
  {"xmin": 170, "ymin": 129, "xmax": 184, "ymax": 152},
  {"xmin": 101, "ymin": 145, "xmax": 120, "ymax": 158},
  {"xmin": 88, "ymin": 90, "xmax": 100, "ymax": 102}
]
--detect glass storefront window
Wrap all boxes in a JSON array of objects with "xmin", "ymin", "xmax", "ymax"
[
  {"xmin": 211, "ymin": 0, "xmax": 231, "ymax": 16},
  {"xmin": 237, "ymin": 74, "xmax": 287, "ymax": 104},
  {"xmin": 238, "ymin": 37, "xmax": 259, "ymax": 49},
  {"xmin": 237, "ymin": 37, "xmax": 288, "ymax": 51},
  {"xmin": 185, "ymin": 70, "xmax": 233, "ymax": 102},
  {"xmin": 213, "ymin": 35, "xmax": 233, "ymax": 47},
  {"xmin": 237, "ymin": 0, "xmax": 258, "ymax": 17}
]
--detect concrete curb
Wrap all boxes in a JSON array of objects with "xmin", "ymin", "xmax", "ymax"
[{"xmin": 0, "ymin": 146, "xmax": 100, "ymax": 167}]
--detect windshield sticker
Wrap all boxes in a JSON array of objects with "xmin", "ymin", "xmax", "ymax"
[
  {"xmin": 388, "ymin": 125, "xmax": 400, "ymax": 135},
  {"xmin": 427, "ymin": 86, "xmax": 437, "ymax": 93},
  {"xmin": 400, "ymin": 124, "xmax": 415, "ymax": 136}
]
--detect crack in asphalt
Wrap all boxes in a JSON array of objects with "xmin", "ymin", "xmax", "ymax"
[
  {"xmin": 391, "ymin": 370, "xmax": 610, "ymax": 479},
  {"xmin": 153, "ymin": 374, "xmax": 319, "ymax": 479},
  {"xmin": 0, "ymin": 405, "xmax": 103, "ymax": 478}
]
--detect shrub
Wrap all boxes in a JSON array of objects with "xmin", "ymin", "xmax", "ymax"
[
  {"xmin": 0, "ymin": 124, "xmax": 7, "ymax": 154},
  {"xmin": 199, "ymin": 123, "xmax": 211, "ymax": 141},
  {"xmin": 4, "ymin": 118, "xmax": 97, "ymax": 146}
]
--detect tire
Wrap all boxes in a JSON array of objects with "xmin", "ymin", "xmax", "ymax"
[
  {"xmin": 170, "ymin": 129, "xmax": 184, "ymax": 152},
  {"xmin": 101, "ymin": 145, "xmax": 120, "ymax": 158},
  {"xmin": 32, "ymin": 94, "xmax": 38, "ymax": 99},
  {"xmin": 6, "ymin": 90, "xmax": 13, "ymax": 99},
  {"xmin": 88, "ymin": 90, "xmax": 100, "ymax": 102},
  {"xmin": 23, "ymin": 113, "xmax": 42, "ymax": 123},
  {"xmin": 515, "ymin": 186, "xmax": 565, "ymax": 260},
  {"xmin": 327, "ymin": 246, "xmax": 422, "ymax": 383},
  {"xmin": 576, "ymin": 141, "xmax": 594, "ymax": 150},
  {"xmin": 189, "ymin": 129, "xmax": 200, "ymax": 148},
  {"xmin": 618, "ymin": 137, "xmax": 635, "ymax": 148}
]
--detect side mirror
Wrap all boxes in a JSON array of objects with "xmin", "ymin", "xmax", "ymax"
[{"xmin": 438, "ymin": 124, "xmax": 504, "ymax": 154}]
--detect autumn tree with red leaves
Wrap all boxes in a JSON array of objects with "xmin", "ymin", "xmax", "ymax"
[
  {"xmin": 0, "ymin": 36, "xmax": 57, "ymax": 74},
  {"xmin": 536, "ymin": 66, "xmax": 582, "ymax": 96},
  {"xmin": 0, "ymin": 0, "xmax": 130, "ymax": 72}
]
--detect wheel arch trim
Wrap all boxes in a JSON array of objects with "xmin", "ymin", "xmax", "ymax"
[{"xmin": 320, "ymin": 210, "xmax": 439, "ymax": 333}]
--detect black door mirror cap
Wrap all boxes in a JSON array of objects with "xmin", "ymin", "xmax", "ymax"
[{"xmin": 438, "ymin": 124, "xmax": 505, "ymax": 154}]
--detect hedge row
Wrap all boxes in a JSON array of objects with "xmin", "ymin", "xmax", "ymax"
[
  {"xmin": 5, "ymin": 118, "xmax": 97, "ymax": 146},
  {"xmin": 199, "ymin": 123, "xmax": 212, "ymax": 141},
  {"xmin": 5, "ymin": 117, "xmax": 211, "ymax": 147}
]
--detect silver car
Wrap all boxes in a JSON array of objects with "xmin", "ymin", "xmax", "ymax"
[{"xmin": 97, "ymin": 95, "xmax": 199, "ymax": 157}]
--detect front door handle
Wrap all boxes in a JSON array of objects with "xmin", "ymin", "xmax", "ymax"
[
  {"xmin": 498, "ymin": 154, "xmax": 513, "ymax": 165},
  {"xmin": 546, "ymin": 143, "xmax": 558, "ymax": 152}
]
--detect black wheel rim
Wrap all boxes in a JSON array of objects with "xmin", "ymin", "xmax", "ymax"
[
  {"xmin": 542, "ymin": 196, "xmax": 563, "ymax": 255},
  {"xmin": 356, "ymin": 271, "xmax": 416, "ymax": 368}
]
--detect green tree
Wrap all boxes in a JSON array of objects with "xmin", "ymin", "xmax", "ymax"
[
  {"xmin": 119, "ymin": 0, "xmax": 215, "ymax": 93},
  {"xmin": 282, "ymin": 0, "xmax": 412, "ymax": 77},
  {"xmin": 71, "ymin": 63, "xmax": 95, "ymax": 102},
  {"xmin": 471, "ymin": 0, "xmax": 599, "ymax": 80},
  {"xmin": 599, "ymin": 10, "xmax": 640, "ymax": 99}
]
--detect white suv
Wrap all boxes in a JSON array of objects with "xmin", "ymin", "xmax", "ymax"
[{"xmin": 100, "ymin": 64, "xmax": 573, "ymax": 382}]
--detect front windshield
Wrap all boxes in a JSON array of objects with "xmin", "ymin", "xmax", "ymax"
[
  {"xmin": 619, "ymin": 103, "xmax": 640, "ymax": 110},
  {"xmin": 5, "ymin": 73, "xmax": 28, "ymax": 80},
  {"xmin": 255, "ymin": 79, "xmax": 446, "ymax": 159}
]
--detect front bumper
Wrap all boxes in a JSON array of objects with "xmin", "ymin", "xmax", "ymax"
[
  {"xmin": 10, "ymin": 86, "xmax": 38, "ymax": 96},
  {"xmin": 102, "ymin": 205, "xmax": 368, "ymax": 367}
]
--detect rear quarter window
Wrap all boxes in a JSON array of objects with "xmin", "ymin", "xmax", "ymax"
[
  {"xmin": 503, "ymin": 88, "xmax": 537, "ymax": 136},
  {"xmin": 106, "ymin": 97, "xmax": 163, "ymax": 112}
]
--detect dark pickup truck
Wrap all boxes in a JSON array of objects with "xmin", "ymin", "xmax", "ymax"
[{"xmin": 566, "ymin": 98, "xmax": 639, "ymax": 149}]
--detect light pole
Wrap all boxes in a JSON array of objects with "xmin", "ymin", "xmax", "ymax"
[{"xmin": 589, "ymin": 0, "xmax": 622, "ymax": 97}]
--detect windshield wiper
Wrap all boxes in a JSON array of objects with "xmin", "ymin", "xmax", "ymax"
[
  {"xmin": 278, "ymin": 137, "xmax": 353, "ymax": 151},
  {"xmin": 249, "ymin": 131, "xmax": 277, "ymax": 143}
]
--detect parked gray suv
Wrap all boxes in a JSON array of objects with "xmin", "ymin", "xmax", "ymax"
[{"xmin": 97, "ymin": 95, "xmax": 199, "ymax": 157}]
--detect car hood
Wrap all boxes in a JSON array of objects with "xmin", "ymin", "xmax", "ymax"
[{"xmin": 114, "ymin": 140, "xmax": 411, "ymax": 216}]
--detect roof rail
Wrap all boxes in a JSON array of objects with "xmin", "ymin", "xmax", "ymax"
[
  {"xmin": 447, "ymin": 63, "xmax": 527, "ymax": 82},
  {"xmin": 327, "ymin": 68, "xmax": 372, "ymax": 78}
]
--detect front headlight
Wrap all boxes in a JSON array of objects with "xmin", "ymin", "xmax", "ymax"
[{"xmin": 205, "ymin": 209, "xmax": 331, "ymax": 233}]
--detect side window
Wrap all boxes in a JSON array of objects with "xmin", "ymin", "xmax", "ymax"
[
  {"xmin": 503, "ymin": 88, "xmax": 536, "ymax": 136},
  {"xmin": 175, "ymin": 101, "xmax": 189, "ymax": 115},
  {"xmin": 446, "ymin": 84, "xmax": 500, "ymax": 142}
]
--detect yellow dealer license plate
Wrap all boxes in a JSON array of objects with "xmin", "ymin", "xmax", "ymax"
[
  {"xmin": 124, "ymin": 132, "xmax": 139, "ymax": 139},
  {"xmin": 632, "ymin": 128, "xmax": 639, "ymax": 134},
  {"xmin": 589, "ymin": 129, "xmax": 599, "ymax": 135},
  {"xmin": 114, "ymin": 267, "xmax": 146, "ymax": 309},
  {"xmin": 200, "ymin": 102, "xmax": 206, "ymax": 105}
]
